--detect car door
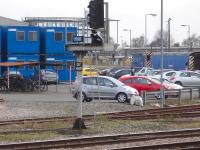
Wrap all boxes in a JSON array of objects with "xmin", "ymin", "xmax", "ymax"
[
  {"xmin": 190, "ymin": 72, "xmax": 200, "ymax": 86},
  {"xmin": 97, "ymin": 77, "xmax": 117, "ymax": 99},
  {"xmin": 84, "ymin": 77, "xmax": 98, "ymax": 98},
  {"xmin": 132, "ymin": 77, "xmax": 152, "ymax": 94},
  {"xmin": 164, "ymin": 71, "xmax": 177, "ymax": 81},
  {"xmin": 178, "ymin": 72, "xmax": 191, "ymax": 86}
]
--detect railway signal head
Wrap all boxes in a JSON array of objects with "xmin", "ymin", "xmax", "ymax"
[{"xmin": 87, "ymin": 0, "xmax": 104, "ymax": 29}]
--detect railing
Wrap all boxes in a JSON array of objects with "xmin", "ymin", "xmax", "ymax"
[{"xmin": 141, "ymin": 87, "xmax": 200, "ymax": 105}]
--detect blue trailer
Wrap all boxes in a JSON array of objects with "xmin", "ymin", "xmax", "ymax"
[
  {"xmin": 40, "ymin": 27, "xmax": 66, "ymax": 54},
  {"xmin": 7, "ymin": 54, "xmax": 40, "ymax": 78},
  {"xmin": 132, "ymin": 52, "xmax": 189, "ymax": 70},
  {"xmin": 152, "ymin": 53, "xmax": 188, "ymax": 70},
  {"xmin": 45, "ymin": 52, "xmax": 76, "ymax": 81},
  {"xmin": 4, "ymin": 26, "xmax": 40, "ymax": 54}
]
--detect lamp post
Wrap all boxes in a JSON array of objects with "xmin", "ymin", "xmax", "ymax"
[
  {"xmin": 144, "ymin": 13, "xmax": 157, "ymax": 47},
  {"xmin": 123, "ymin": 29, "xmax": 132, "ymax": 49},
  {"xmin": 160, "ymin": 0, "xmax": 164, "ymax": 108},
  {"xmin": 181, "ymin": 24, "xmax": 191, "ymax": 49},
  {"xmin": 167, "ymin": 18, "xmax": 172, "ymax": 49}
]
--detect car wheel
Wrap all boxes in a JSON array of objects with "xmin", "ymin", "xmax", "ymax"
[
  {"xmin": 116, "ymin": 93, "xmax": 127, "ymax": 103},
  {"xmin": 175, "ymin": 81, "xmax": 182, "ymax": 86},
  {"xmin": 74, "ymin": 92, "xmax": 87, "ymax": 102}
]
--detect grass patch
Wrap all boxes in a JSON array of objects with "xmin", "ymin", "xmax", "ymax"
[{"xmin": 1, "ymin": 117, "xmax": 200, "ymax": 143}]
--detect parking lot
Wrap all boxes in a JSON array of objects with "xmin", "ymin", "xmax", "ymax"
[{"xmin": 0, "ymin": 84, "xmax": 142, "ymax": 121}]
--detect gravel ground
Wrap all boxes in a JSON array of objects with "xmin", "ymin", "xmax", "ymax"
[{"xmin": 0, "ymin": 84, "xmax": 143, "ymax": 120}]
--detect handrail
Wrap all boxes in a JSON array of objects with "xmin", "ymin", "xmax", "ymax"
[{"xmin": 141, "ymin": 87, "xmax": 200, "ymax": 105}]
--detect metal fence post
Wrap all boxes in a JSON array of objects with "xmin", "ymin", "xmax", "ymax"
[
  {"xmin": 142, "ymin": 91, "xmax": 146, "ymax": 105},
  {"xmin": 190, "ymin": 88, "xmax": 193, "ymax": 101},
  {"xmin": 178, "ymin": 89, "xmax": 181, "ymax": 105}
]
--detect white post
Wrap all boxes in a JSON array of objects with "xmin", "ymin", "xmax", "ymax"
[
  {"xmin": 7, "ymin": 67, "xmax": 10, "ymax": 89},
  {"xmin": 72, "ymin": 54, "xmax": 86, "ymax": 129},
  {"xmin": 160, "ymin": 0, "xmax": 164, "ymax": 108},
  {"xmin": 69, "ymin": 65, "xmax": 72, "ymax": 85}
]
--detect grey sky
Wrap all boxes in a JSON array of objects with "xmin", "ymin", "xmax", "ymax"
[{"xmin": 0, "ymin": 0, "xmax": 199, "ymax": 45}]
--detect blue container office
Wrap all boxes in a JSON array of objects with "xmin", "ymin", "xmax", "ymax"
[
  {"xmin": 4, "ymin": 26, "xmax": 40, "ymax": 54},
  {"xmin": 45, "ymin": 52, "xmax": 76, "ymax": 81},
  {"xmin": 7, "ymin": 54, "xmax": 39, "ymax": 78},
  {"xmin": 152, "ymin": 54, "xmax": 188, "ymax": 70},
  {"xmin": 40, "ymin": 27, "xmax": 66, "ymax": 54}
]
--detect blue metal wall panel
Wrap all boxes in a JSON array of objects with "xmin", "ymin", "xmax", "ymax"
[
  {"xmin": 152, "ymin": 54, "xmax": 188, "ymax": 70},
  {"xmin": 132, "ymin": 53, "xmax": 145, "ymax": 68},
  {"xmin": 45, "ymin": 53, "xmax": 76, "ymax": 81},
  {"xmin": 6, "ymin": 26, "xmax": 40, "ymax": 54},
  {"xmin": 7, "ymin": 54, "xmax": 39, "ymax": 78},
  {"xmin": 40, "ymin": 27, "xmax": 66, "ymax": 54},
  {"xmin": 0, "ymin": 27, "xmax": 1, "ymax": 54}
]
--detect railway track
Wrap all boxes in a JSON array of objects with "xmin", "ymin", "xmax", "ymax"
[
  {"xmin": 111, "ymin": 140, "xmax": 200, "ymax": 150},
  {"xmin": 0, "ymin": 104, "xmax": 200, "ymax": 126},
  {"xmin": 1, "ymin": 128, "xmax": 200, "ymax": 149}
]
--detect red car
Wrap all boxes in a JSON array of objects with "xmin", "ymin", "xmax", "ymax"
[
  {"xmin": 119, "ymin": 76, "xmax": 161, "ymax": 95},
  {"xmin": 119, "ymin": 76, "xmax": 183, "ymax": 95}
]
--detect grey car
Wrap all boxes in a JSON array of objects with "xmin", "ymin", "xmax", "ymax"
[
  {"xmin": 72, "ymin": 76, "xmax": 139, "ymax": 103},
  {"xmin": 168, "ymin": 70, "xmax": 200, "ymax": 86}
]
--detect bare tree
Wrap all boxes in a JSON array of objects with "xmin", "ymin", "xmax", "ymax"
[
  {"xmin": 150, "ymin": 30, "xmax": 174, "ymax": 47},
  {"xmin": 131, "ymin": 35, "xmax": 145, "ymax": 47},
  {"xmin": 182, "ymin": 34, "xmax": 200, "ymax": 47}
]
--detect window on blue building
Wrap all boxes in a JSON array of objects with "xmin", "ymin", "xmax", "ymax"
[
  {"xmin": 67, "ymin": 32, "xmax": 73, "ymax": 42},
  {"xmin": 29, "ymin": 31, "xmax": 37, "ymax": 41},
  {"xmin": 55, "ymin": 32, "xmax": 63, "ymax": 41},
  {"xmin": 16, "ymin": 31, "xmax": 25, "ymax": 41}
]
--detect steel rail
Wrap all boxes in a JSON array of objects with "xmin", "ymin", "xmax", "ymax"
[
  {"xmin": 1, "ymin": 128, "xmax": 200, "ymax": 149},
  {"xmin": 0, "ymin": 104, "xmax": 200, "ymax": 126},
  {"xmin": 111, "ymin": 140, "xmax": 200, "ymax": 150}
]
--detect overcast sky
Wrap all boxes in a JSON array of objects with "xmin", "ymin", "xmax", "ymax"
[{"xmin": 1, "ymin": 0, "xmax": 200, "ymax": 45}]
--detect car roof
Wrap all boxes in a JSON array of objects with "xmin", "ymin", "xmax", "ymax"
[{"xmin": 119, "ymin": 75, "xmax": 148, "ymax": 80}]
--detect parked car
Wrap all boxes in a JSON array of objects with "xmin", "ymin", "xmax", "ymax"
[
  {"xmin": 168, "ymin": 70, "xmax": 200, "ymax": 86},
  {"xmin": 32, "ymin": 69, "xmax": 59, "ymax": 84},
  {"xmin": 134, "ymin": 67, "xmax": 153, "ymax": 76},
  {"xmin": 150, "ymin": 69, "xmax": 174, "ymax": 76},
  {"xmin": 82, "ymin": 67, "xmax": 98, "ymax": 76},
  {"xmin": 72, "ymin": 76, "xmax": 139, "ymax": 103},
  {"xmin": 110, "ymin": 69, "xmax": 132, "ymax": 79},
  {"xmin": 98, "ymin": 68, "xmax": 111, "ymax": 76},
  {"xmin": 107, "ymin": 67, "xmax": 124, "ymax": 77},
  {"xmin": 153, "ymin": 70, "xmax": 179, "ymax": 81},
  {"xmin": 119, "ymin": 76, "xmax": 183, "ymax": 95},
  {"xmin": 3, "ymin": 70, "xmax": 23, "ymax": 78}
]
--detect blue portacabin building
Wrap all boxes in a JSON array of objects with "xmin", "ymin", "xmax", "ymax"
[
  {"xmin": 40, "ymin": 27, "xmax": 66, "ymax": 54},
  {"xmin": 4, "ymin": 26, "xmax": 40, "ymax": 54},
  {"xmin": 45, "ymin": 53, "xmax": 76, "ymax": 81},
  {"xmin": 0, "ymin": 25, "xmax": 78, "ymax": 81},
  {"xmin": 7, "ymin": 54, "xmax": 40, "ymax": 78}
]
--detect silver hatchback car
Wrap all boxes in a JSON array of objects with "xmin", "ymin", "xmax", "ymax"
[
  {"xmin": 169, "ymin": 70, "xmax": 200, "ymax": 87},
  {"xmin": 72, "ymin": 76, "xmax": 139, "ymax": 103}
]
